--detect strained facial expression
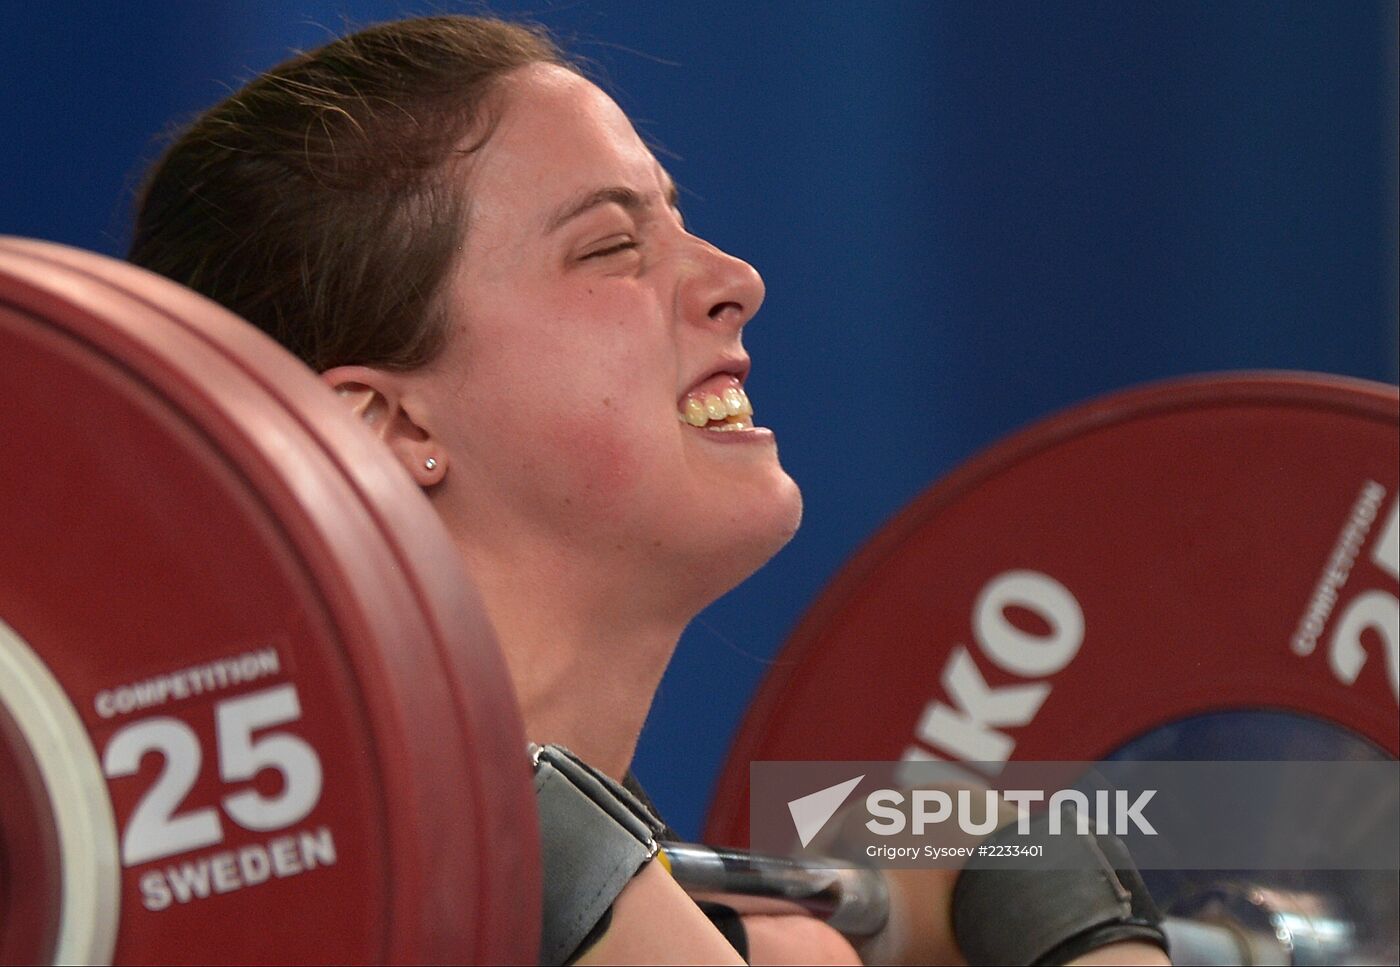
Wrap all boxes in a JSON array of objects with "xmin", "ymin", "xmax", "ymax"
[{"xmin": 425, "ymin": 64, "xmax": 802, "ymax": 587}]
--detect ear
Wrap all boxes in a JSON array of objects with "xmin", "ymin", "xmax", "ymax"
[{"xmin": 320, "ymin": 365, "xmax": 447, "ymax": 488}]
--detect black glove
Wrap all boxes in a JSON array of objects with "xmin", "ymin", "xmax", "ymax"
[{"xmin": 951, "ymin": 808, "xmax": 1168, "ymax": 966}]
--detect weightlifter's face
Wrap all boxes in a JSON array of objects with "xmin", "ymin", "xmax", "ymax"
[{"xmin": 422, "ymin": 64, "xmax": 802, "ymax": 605}]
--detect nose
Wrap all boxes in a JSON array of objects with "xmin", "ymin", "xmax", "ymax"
[{"xmin": 678, "ymin": 236, "xmax": 766, "ymax": 332}]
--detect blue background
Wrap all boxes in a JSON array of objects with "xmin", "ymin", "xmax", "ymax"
[{"xmin": 4, "ymin": 1, "xmax": 1396, "ymax": 838}]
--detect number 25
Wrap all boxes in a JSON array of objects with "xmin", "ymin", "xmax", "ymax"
[{"xmin": 101, "ymin": 683, "xmax": 323, "ymax": 867}]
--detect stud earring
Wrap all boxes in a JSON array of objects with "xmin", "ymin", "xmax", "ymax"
[{"xmin": 424, "ymin": 458, "xmax": 438, "ymax": 471}]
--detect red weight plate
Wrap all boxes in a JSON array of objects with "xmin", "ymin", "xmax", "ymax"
[
  {"xmin": 0, "ymin": 238, "xmax": 538, "ymax": 964},
  {"xmin": 0, "ymin": 692, "xmax": 61, "ymax": 964},
  {"xmin": 707, "ymin": 374, "xmax": 1400, "ymax": 846}
]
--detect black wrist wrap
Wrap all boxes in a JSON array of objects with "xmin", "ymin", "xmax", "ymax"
[
  {"xmin": 532, "ymin": 744, "xmax": 667, "ymax": 966},
  {"xmin": 951, "ymin": 811, "xmax": 1168, "ymax": 966}
]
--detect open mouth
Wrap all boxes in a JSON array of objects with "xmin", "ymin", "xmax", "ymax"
[{"xmin": 677, "ymin": 382, "xmax": 755, "ymax": 432}]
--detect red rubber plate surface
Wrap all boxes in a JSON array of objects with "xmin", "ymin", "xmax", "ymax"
[
  {"xmin": 0, "ymin": 238, "xmax": 538, "ymax": 964},
  {"xmin": 0, "ymin": 696, "xmax": 61, "ymax": 963},
  {"xmin": 707, "ymin": 374, "xmax": 1400, "ymax": 846}
]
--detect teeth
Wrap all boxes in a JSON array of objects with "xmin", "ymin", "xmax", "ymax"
[
  {"xmin": 679, "ymin": 386, "xmax": 756, "ymax": 429},
  {"xmin": 684, "ymin": 397, "xmax": 708, "ymax": 427}
]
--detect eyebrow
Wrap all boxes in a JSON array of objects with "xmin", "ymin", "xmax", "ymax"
[{"xmin": 543, "ymin": 177, "xmax": 681, "ymax": 235}]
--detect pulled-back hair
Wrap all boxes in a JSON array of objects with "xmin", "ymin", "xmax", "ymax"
[{"xmin": 129, "ymin": 15, "xmax": 564, "ymax": 371}]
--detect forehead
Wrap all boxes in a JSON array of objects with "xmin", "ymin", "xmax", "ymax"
[{"xmin": 466, "ymin": 64, "xmax": 664, "ymax": 222}]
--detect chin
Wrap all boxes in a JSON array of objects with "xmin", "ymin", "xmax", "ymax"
[
  {"xmin": 689, "ymin": 472, "xmax": 804, "ymax": 604},
  {"xmin": 761, "ymin": 472, "xmax": 804, "ymax": 554}
]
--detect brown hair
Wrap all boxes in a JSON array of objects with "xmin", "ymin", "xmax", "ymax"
[{"xmin": 128, "ymin": 15, "xmax": 564, "ymax": 371}]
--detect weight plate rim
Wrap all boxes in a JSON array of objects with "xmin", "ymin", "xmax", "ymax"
[
  {"xmin": 707, "ymin": 372, "xmax": 1400, "ymax": 844},
  {"xmin": 0, "ymin": 238, "xmax": 540, "ymax": 964},
  {"xmin": 0, "ymin": 616, "xmax": 120, "ymax": 965},
  {"xmin": 0, "ymin": 251, "xmax": 409, "ymax": 962}
]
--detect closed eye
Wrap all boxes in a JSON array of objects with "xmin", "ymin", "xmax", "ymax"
[{"xmin": 582, "ymin": 240, "xmax": 639, "ymax": 260}]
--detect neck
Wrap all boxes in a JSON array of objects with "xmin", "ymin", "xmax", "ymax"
[
  {"xmin": 456, "ymin": 541, "xmax": 694, "ymax": 780},
  {"xmin": 507, "ymin": 622, "xmax": 679, "ymax": 780}
]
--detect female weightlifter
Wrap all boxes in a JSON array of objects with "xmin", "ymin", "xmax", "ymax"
[{"xmin": 127, "ymin": 14, "xmax": 1169, "ymax": 967}]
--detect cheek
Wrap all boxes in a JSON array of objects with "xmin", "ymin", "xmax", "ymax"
[
  {"xmin": 449, "ymin": 307, "xmax": 677, "ymax": 526},
  {"xmin": 536, "ymin": 408, "xmax": 661, "ymax": 524}
]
